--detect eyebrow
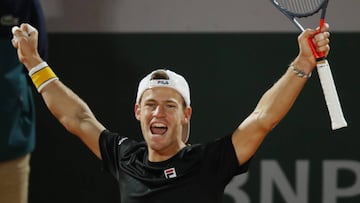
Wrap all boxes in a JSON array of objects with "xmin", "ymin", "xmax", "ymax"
[
  {"xmin": 144, "ymin": 98, "xmax": 178, "ymax": 103},
  {"xmin": 143, "ymin": 98, "xmax": 179, "ymax": 105}
]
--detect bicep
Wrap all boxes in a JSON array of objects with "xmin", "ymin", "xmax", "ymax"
[
  {"xmin": 231, "ymin": 112, "xmax": 270, "ymax": 165},
  {"xmin": 77, "ymin": 118, "xmax": 106, "ymax": 159},
  {"xmin": 42, "ymin": 81, "xmax": 106, "ymax": 158}
]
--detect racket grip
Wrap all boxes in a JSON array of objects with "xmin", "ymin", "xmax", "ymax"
[
  {"xmin": 308, "ymin": 38, "xmax": 325, "ymax": 60},
  {"xmin": 308, "ymin": 19, "xmax": 326, "ymax": 60},
  {"xmin": 316, "ymin": 60, "xmax": 347, "ymax": 130}
]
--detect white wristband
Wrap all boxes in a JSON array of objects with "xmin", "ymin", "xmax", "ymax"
[
  {"xmin": 28, "ymin": 61, "xmax": 49, "ymax": 77},
  {"xmin": 37, "ymin": 77, "xmax": 59, "ymax": 93}
]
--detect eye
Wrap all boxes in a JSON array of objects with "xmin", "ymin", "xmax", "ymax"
[
  {"xmin": 145, "ymin": 102, "xmax": 156, "ymax": 108},
  {"xmin": 166, "ymin": 103, "xmax": 177, "ymax": 109}
]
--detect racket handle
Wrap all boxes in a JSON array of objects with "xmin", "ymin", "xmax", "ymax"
[
  {"xmin": 308, "ymin": 38, "xmax": 325, "ymax": 59},
  {"xmin": 308, "ymin": 19, "xmax": 327, "ymax": 59},
  {"xmin": 316, "ymin": 60, "xmax": 347, "ymax": 130}
]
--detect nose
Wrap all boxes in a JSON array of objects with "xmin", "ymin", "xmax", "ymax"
[{"xmin": 153, "ymin": 105, "xmax": 165, "ymax": 117}]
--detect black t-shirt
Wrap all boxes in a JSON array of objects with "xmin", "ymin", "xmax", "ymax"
[{"xmin": 99, "ymin": 130, "xmax": 250, "ymax": 203}]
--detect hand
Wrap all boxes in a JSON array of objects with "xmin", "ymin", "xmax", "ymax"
[
  {"xmin": 293, "ymin": 23, "xmax": 330, "ymax": 73},
  {"xmin": 11, "ymin": 23, "xmax": 44, "ymax": 71}
]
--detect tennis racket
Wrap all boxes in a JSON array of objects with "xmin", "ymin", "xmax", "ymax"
[{"xmin": 270, "ymin": 0, "xmax": 347, "ymax": 130}]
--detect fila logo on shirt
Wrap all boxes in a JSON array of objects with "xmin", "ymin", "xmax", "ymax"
[{"xmin": 164, "ymin": 167, "xmax": 177, "ymax": 179}]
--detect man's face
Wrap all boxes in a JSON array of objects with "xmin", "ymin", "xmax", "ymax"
[{"xmin": 135, "ymin": 87, "xmax": 191, "ymax": 153}]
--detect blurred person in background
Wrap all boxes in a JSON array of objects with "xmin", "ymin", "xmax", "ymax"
[{"xmin": 0, "ymin": 1, "xmax": 47, "ymax": 203}]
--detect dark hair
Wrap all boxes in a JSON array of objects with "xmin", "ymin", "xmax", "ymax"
[{"xmin": 150, "ymin": 70, "xmax": 169, "ymax": 80}]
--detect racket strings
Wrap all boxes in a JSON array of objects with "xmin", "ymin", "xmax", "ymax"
[{"xmin": 275, "ymin": 0, "xmax": 325, "ymax": 16}]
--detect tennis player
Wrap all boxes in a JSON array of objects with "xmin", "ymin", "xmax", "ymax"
[{"xmin": 12, "ymin": 23, "xmax": 330, "ymax": 203}]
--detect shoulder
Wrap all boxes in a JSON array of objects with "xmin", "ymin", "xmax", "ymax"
[
  {"xmin": 99, "ymin": 129, "xmax": 148, "ymax": 163},
  {"xmin": 177, "ymin": 134, "xmax": 234, "ymax": 164},
  {"xmin": 99, "ymin": 129, "xmax": 144, "ymax": 153},
  {"xmin": 99, "ymin": 129, "xmax": 146, "ymax": 178}
]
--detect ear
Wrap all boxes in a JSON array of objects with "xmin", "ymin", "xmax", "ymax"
[
  {"xmin": 182, "ymin": 106, "xmax": 192, "ymax": 124},
  {"xmin": 134, "ymin": 103, "xmax": 141, "ymax": 121}
]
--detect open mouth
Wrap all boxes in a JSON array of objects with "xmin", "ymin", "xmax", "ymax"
[{"xmin": 150, "ymin": 123, "xmax": 168, "ymax": 135}]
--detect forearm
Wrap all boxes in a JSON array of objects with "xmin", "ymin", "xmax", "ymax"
[
  {"xmin": 232, "ymin": 61, "xmax": 313, "ymax": 164},
  {"xmin": 254, "ymin": 63, "xmax": 310, "ymax": 130},
  {"xmin": 23, "ymin": 57, "xmax": 104, "ymax": 137}
]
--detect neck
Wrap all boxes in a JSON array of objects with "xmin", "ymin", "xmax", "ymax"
[{"xmin": 148, "ymin": 142, "xmax": 186, "ymax": 162}]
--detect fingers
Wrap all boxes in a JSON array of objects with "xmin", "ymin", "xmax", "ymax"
[
  {"xmin": 12, "ymin": 23, "xmax": 37, "ymax": 36},
  {"xmin": 10, "ymin": 23, "xmax": 41, "ymax": 69},
  {"xmin": 313, "ymin": 31, "xmax": 330, "ymax": 45},
  {"xmin": 21, "ymin": 23, "xmax": 37, "ymax": 35},
  {"xmin": 11, "ymin": 26, "xmax": 25, "ymax": 47},
  {"xmin": 317, "ymin": 23, "xmax": 330, "ymax": 33},
  {"xmin": 11, "ymin": 26, "xmax": 20, "ymax": 35},
  {"xmin": 300, "ymin": 23, "xmax": 330, "ymax": 54},
  {"xmin": 295, "ymin": 23, "xmax": 331, "ymax": 69},
  {"xmin": 11, "ymin": 26, "xmax": 20, "ymax": 48},
  {"xmin": 313, "ymin": 23, "xmax": 330, "ymax": 53},
  {"xmin": 313, "ymin": 31, "xmax": 330, "ymax": 54},
  {"xmin": 11, "ymin": 23, "xmax": 38, "ymax": 44}
]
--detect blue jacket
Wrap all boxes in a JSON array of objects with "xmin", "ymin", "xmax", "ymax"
[{"xmin": 0, "ymin": 0, "xmax": 47, "ymax": 160}]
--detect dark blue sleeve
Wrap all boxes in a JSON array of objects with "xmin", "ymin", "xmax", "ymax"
[
  {"xmin": 30, "ymin": 0, "xmax": 48, "ymax": 60},
  {"xmin": 0, "ymin": 0, "xmax": 48, "ymax": 60}
]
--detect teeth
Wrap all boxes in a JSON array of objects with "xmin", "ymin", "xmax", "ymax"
[{"xmin": 152, "ymin": 123, "xmax": 166, "ymax": 128}]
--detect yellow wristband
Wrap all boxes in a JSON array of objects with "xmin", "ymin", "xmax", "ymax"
[{"xmin": 30, "ymin": 66, "xmax": 58, "ymax": 92}]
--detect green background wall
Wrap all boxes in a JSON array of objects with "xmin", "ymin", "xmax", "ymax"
[{"xmin": 29, "ymin": 32, "xmax": 359, "ymax": 203}]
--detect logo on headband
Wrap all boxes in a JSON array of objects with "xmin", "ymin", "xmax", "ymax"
[
  {"xmin": 149, "ymin": 79, "xmax": 172, "ymax": 87},
  {"xmin": 156, "ymin": 80, "xmax": 169, "ymax": 85}
]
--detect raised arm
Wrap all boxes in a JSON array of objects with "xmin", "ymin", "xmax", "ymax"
[
  {"xmin": 12, "ymin": 23, "xmax": 105, "ymax": 159},
  {"xmin": 232, "ymin": 24, "xmax": 330, "ymax": 165}
]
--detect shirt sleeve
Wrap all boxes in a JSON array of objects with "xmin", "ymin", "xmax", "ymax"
[
  {"xmin": 98, "ymin": 129, "xmax": 134, "ymax": 180},
  {"xmin": 204, "ymin": 134, "xmax": 251, "ymax": 186}
]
